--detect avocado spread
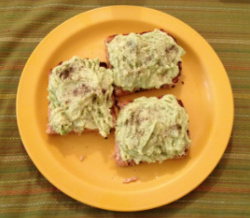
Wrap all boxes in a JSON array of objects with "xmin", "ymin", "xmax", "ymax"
[
  {"xmin": 48, "ymin": 56, "xmax": 114, "ymax": 137},
  {"xmin": 116, "ymin": 95, "xmax": 191, "ymax": 164},
  {"xmin": 107, "ymin": 29, "xmax": 185, "ymax": 91}
]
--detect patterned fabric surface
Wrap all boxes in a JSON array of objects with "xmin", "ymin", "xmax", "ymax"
[{"xmin": 0, "ymin": 0, "xmax": 249, "ymax": 217}]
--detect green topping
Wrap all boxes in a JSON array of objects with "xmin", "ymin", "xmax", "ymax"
[
  {"xmin": 107, "ymin": 29, "xmax": 185, "ymax": 91},
  {"xmin": 115, "ymin": 95, "xmax": 191, "ymax": 164},
  {"xmin": 48, "ymin": 56, "xmax": 114, "ymax": 137}
]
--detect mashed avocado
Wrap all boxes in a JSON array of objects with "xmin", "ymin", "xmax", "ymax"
[
  {"xmin": 107, "ymin": 29, "xmax": 185, "ymax": 91},
  {"xmin": 116, "ymin": 95, "xmax": 191, "ymax": 164},
  {"xmin": 48, "ymin": 56, "xmax": 114, "ymax": 137}
]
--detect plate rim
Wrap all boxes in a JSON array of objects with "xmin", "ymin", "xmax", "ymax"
[{"xmin": 16, "ymin": 5, "xmax": 234, "ymax": 211}]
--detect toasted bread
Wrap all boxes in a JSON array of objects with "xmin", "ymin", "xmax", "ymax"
[
  {"xmin": 114, "ymin": 95, "xmax": 190, "ymax": 167},
  {"xmin": 47, "ymin": 56, "xmax": 115, "ymax": 137},
  {"xmin": 105, "ymin": 29, "xmax": 184, "ymax": 96}
]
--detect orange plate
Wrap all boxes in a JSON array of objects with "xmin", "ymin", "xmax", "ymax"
[{"xmin": 17, "ymin": 6, "xmax": 234, "ymax": 211}]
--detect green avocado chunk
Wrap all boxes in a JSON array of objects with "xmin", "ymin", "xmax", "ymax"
[
  {"xmin": 115, "ymin": 95, "xmax": 191, "ymax": 164},
  {"xmin": 48, "ymin": 56, "xmax": 114, "ymax": 137}
]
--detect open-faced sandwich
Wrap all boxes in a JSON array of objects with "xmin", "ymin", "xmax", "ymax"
[
  {"xmin": 47, "ymin": 56, "xmax": 115, "ymax": 138},
  {"xmin": 105, "ymin": 29, "xmax": 185, "ymax": 96},
  {"xmin": 114, "ymin": 95, "xmax": 191, "ymax": 166},
  {"xmin": 46, "ymin": 29, "xmax": 191, "ymax": 170}
]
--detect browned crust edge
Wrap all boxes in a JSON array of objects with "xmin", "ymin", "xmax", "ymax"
[
  {"xmin": 114, "ymin": 97, "xmax": 190, "ymax": 167},
  {"xmin": 105, "ymin": 29, "xmax": 182, "ymax": 97}
]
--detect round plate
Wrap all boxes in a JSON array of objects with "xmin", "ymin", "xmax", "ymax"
[{"xmin": 17, "ymin": 6, "xmax": 234, "ymax": 211}]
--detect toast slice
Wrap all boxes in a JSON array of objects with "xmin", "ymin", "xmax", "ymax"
[
  {"xmin": 105, "ymin": 29, "xmax": 185, "ymax": 96},
  {"xmin": 47, "ymin": 56, "xmax": 115, "ymax": 138},
  {"xmin": 114, "ymin": 95, "xmax": 191, "ymax": 167}
]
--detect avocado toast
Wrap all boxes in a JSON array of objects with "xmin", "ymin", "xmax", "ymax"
[
  {"xmin": 47, "ymin": 56, "xmax": 115, "ymax": 138},
  {"xmin": 105, "ymin": 29, "xmax": 185, "ymax": 96},
  {"xmin": 114, "ymin": 95, "xmax": 191, "ymax": 166}
]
